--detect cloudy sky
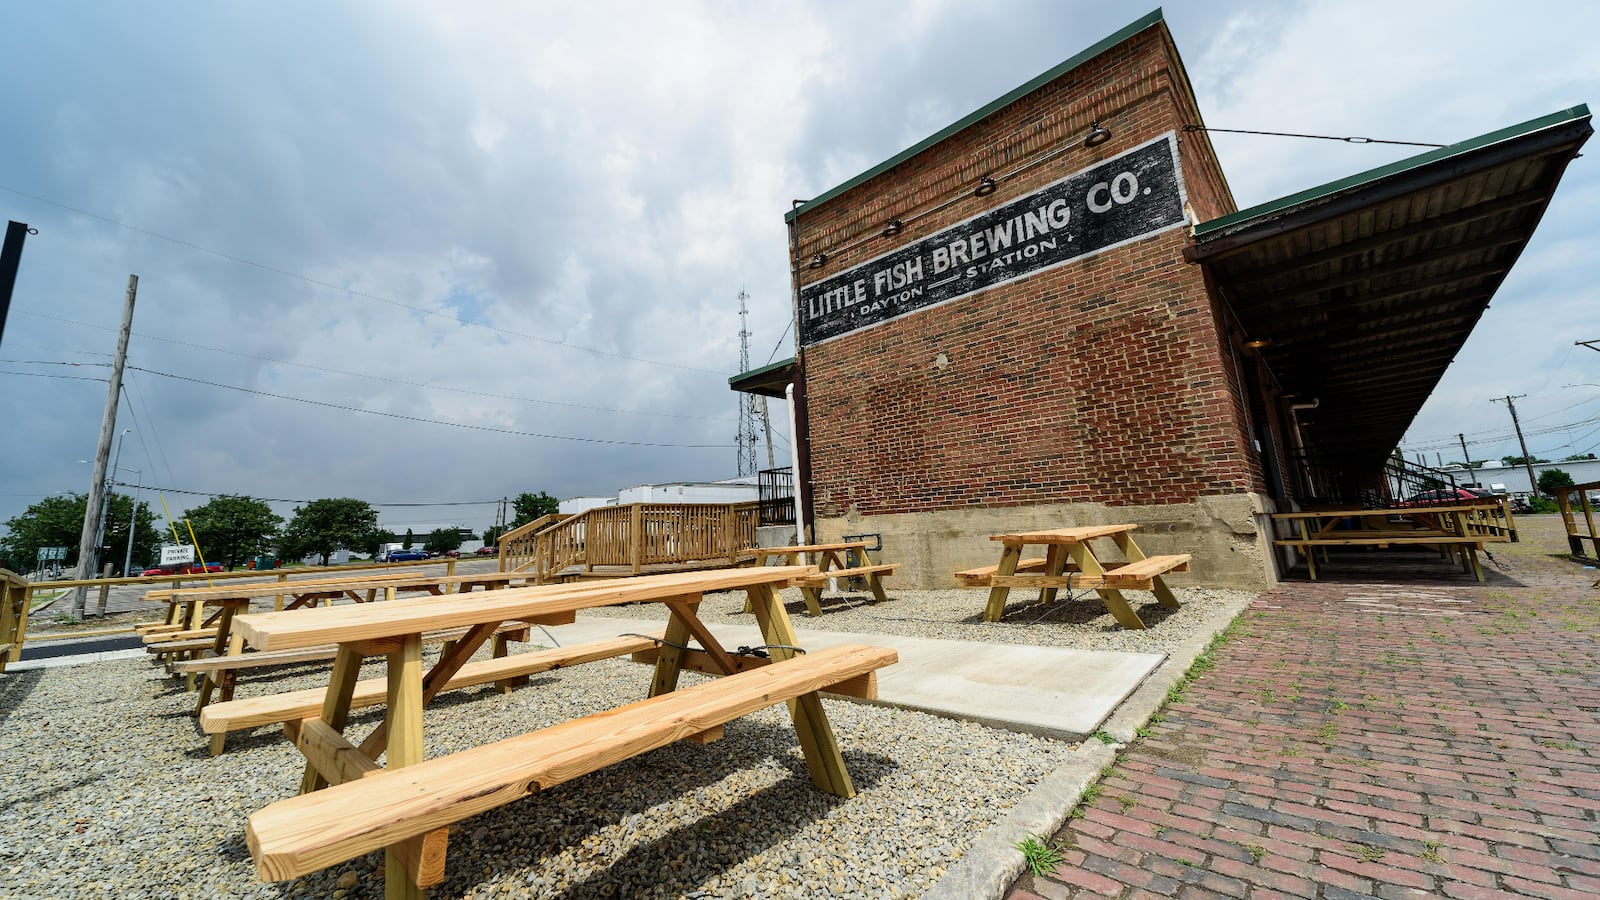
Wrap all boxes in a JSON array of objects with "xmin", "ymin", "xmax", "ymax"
[{"xmin": 2, "ymin": 0, "xmax": 1597, "ymax": 538}]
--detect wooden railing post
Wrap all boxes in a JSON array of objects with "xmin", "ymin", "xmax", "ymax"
[
  {"xmin": 630, "ymin": 504, "xmax": 643, "ymax": 574},
  {"xmin": 724, "ymin": 505, "xmax": 737, "ymax": 565}
]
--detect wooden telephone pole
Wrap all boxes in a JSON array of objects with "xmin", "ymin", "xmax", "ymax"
[{"xmin": 73, "ymin": 275, "xmax": 137, "ymax": 619}]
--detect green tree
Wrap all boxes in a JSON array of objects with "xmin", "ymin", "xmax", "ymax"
[
  {"xmin": 1501, "ymin": 455, "xmax": 1550, "ymax": 466},
  {"xmin": 1560, "ymin": 453, "xmax": 1597, "ymax": 462},
  {"xmin": 511, "ymin": 491, "xmax": 560, "ymax": 529},
  {"xmin": 1537, "ymin": 468, "xmax": 1575, "ymax": 496},
  {"xmin": 423, "ymin": 527, "xmax": 465, "ymax": 555},
  {"xmin": 0, "ymin": 492, "xmax": 158, "ymax": 575},
  {"xmin": 481, "ymin": 524, "xmax": 503, "ymax": 547},
  {"xmin": 183, "ymin": 495, "xmax": 282, "ymax": 569},
  {"xmin": 402, "ymin": 528, "xmax": 415, "ymax": 549},
  {"xmin": 277, "ymin": 498, "xmax": 382, "ymax": 565}
]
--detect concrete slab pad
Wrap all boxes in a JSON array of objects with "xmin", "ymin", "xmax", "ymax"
[{"xmin": 541, "ymin": 615, "xmax": 1165, "ymax": 741}]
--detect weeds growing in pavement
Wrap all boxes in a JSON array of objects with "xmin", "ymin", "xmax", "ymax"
[{"xmin": 1014, "ymin": 833, "xmax": 1067, "ymax": 877}]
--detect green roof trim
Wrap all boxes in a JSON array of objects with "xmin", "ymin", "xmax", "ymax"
[
  {"xmin": 1193, "ymin": 104, "xmax": 1594, "ymax": 238},
  {"xmin": 784, "ymin": 9, "xmax": 1165, "ymax": 224},
  {"xmin": 729, "ymin": 356, "xmax": 796, "ymax": 386}
]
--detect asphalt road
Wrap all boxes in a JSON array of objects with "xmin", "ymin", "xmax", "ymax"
[{"xmin": 18, "ymin": 633, "xmax": 143, "ymax": 661}]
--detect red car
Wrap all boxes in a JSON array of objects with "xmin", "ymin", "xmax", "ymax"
[
  {"xmin": 142, "ymin": 562, "xmax": 225, "ymax": 576},
  {"xmin": 474, "ymin": 546, "xmax": 498, "ymax": 556},
  {"xmin": 1398, "ymin": 487, "xmax": 1497, "ymax": 507}
]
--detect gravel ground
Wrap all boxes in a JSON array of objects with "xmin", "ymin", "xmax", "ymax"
[{"xmin": 0, "ymin": 582, "xmax": 1253, "ymax": 899}]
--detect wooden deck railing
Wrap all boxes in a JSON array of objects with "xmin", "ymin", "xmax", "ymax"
[
  {"xmin": 1, "ymin": 569, "xmax": 28, "ymax": 672},
  {"xmin": 1554, "ymin": 480, "xmax": 1600, "ymax": 561},
  {"xmin": 498, "ymin": 503, "xmax": 760, "ymax": 582}
]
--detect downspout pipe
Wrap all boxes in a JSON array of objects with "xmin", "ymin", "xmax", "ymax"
[{"xmin": 786, "ymin": 382, "xmax": 806, "ymax": 544}]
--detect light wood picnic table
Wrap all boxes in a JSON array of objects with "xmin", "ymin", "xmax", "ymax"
[
  {"xmin": 964, "ymin": 524, "xmax": 1189, "ymax": 629},
  {"xmin": 750, "ymin": 541, "xmax": 895, "ymax": 614},
  {"xmin": 227, "ymin": 564, "xmax": 891, "ymax": 897},
  {"xmin": 1270, "ymin": 503, "xmax": 1510, "ymax": 582}
]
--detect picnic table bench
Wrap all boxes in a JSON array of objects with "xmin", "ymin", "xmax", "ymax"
[
  {"xmin": 146, "ymin": 571, "xmax": 543, "ymax": 728},
  {"xmin": 748, "ymin": 541, "xmax": 897, "ymax": 615},
  {"xmin": 958, "ymin": 524, "xmax": 1190, "ymax": 629},
  {"xmin": 1270, "ymin": 504, "xmax": 1511, "ymax": 582},
  {"xmin": 207, "ymin": 565, "xmax": 897, "ymax": 898}
]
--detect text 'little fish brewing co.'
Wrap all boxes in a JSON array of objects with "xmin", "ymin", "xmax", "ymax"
[{"xmin": 797, "ymin": 132, "xmax": 1188, "ymax": 347}]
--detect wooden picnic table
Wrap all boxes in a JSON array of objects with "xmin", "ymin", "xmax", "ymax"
[
  {"xmin": 1270, "ymin": 503, "xmax": 1512, "ymax": 582},
  {"xmin": 216, "ymin": 565, "xmax": 897, "ymax": 897},
  {"xmin": 960, "ymin": 524, "xmax": 1190, "ymax": 629},
  {"xmin": 749, "ymin": 541, "xmax": 897, "ymax": 615},
  {"xmin": 149, "ymin": 570, "xmax": 539, "ymax": 723}
]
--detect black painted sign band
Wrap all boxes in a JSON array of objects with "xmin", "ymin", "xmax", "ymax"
[{"xmin": 798, "ymin": 132, "xmax": 1187, "ymax": 347}]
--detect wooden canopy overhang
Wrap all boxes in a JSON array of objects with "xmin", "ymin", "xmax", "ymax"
[
  {"xmin": 1189, "ymin": 106, "xmax": 1592, "ymax": 470},
  {"xmin": 728, "ymin": 356, "xmax": 796, "ymax": 399}
]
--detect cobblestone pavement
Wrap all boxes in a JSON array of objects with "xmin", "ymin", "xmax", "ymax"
[{"xmin": 1009, "ymin": 517, "xmax": 1600, "ymax": 899}]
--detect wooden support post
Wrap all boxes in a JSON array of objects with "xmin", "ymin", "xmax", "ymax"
[
  {"xmin": 745, "ymin": 582, "xmax": 854, "ymax": 797},
  {"xmin": 1112, "ymin": 531, "xmax": 1181, "ymax": 609},
  {"xmin": 274, "ymin": 573, "xmax": 286, "ymax": 611},
  {"xmin": 630, "ymin": 504, "xmax": 643, "ymax": 575},
  {"xmin": 300, "ymin": 646, "xmax": 364, "ymax": 795},
  {"xmin": 1038, "ymin": 545, "xmax": 1065, "ymax": 606},
  {"xmin": 648, "ymin": 598, "xmax": 698, "ymax": 697},
  {"xmin": 1066, "ymin": 541, "xmax": 1145, "ymax": 630},
  {"xmin": 384, "ymin": 633, "xmax": 443, "ymax": 898},
  {"xmin": 982, "ymin": 544, "xmax": 1023, "ymax": 622}
]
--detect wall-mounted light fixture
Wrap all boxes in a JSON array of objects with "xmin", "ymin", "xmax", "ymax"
[
  {"xmin": 882, "ymin": 218, "xmax": 904, "ymax": 237},
  {"xmin": 1084, "ymin": 122, "xmax": 1112, "ymax": 148},
  {"xmin": 808, "ymin": 253, "xmax": 827, "ymax": 269},
  {"xmin": 974, "ymin": 176, "xmax": 997, "ymax": 197}
]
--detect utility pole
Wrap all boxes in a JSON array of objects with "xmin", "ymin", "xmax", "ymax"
[
  {"xmin": 734, "ymin": 289, "xmax": 760, "ymax": 477},
  {"xmin": 73, "ymin": 275, "xmax": 137, "ymax": 619},
  {"xmin": 1457, "ymin": 433, "xmax": 1472, "ymax": 474},
  {"xmin": 1491, "ymin": 394, "xmax": 1539, "ymax": 498},
  {"xmin": 0, "ymin": 221, "xmax": 34, "ymax": 347}
]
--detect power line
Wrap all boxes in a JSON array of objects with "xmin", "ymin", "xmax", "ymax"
[
  {"xmin": 127, "ymin": 365, "xmax": 731, "ymax": 448},
  {"xmin": 1, "ymin": 183, "xmax": 729, "ymax": 375},
  {"xmin": 0, "ymin": 369, "xmax": 108, "ymax": 383},
  {"xmin": 123, "ymin": 370, "xmax": 179, "ymax": 490},
  {"xmin": 1179, "ymin": 124, "xmax": 1445, "ymax": 148},
  {"xmin": 15, "ymin": 311, "xmax": 736, "ymax": 421},
  {"xmin": 107, "ymin": 481, "xmax": 501, "ymax": 507}
]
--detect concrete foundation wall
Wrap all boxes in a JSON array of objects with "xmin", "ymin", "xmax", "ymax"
[{"xmin": 813, "ymin": 492, "xmax": 1278, "ymax": 591}]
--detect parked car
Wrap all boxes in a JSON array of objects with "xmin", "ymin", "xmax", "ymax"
[
  {"xmin": 474, "ymin": 546, "xmax": 499, "ymax": 556},
  {"xmin": 1399, "ymin": 487, "xmax": 1496, "ymax": 507},
  {"xmin": 142, "ymin": 562, "xmax": 225, "ymax": 576},
  {"xmin": 383, "ymin": 548, "xmax": 429, "ymax": 562}
]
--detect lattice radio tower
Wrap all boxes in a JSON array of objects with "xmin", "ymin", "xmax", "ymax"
[{"xmin": 735, "ymin": 289, "xmax": 760, "ymax": 476}]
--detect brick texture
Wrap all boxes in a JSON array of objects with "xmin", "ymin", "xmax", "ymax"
[
  {"xmin": 789, "ymin": 22, "xmax": 1261, "ymax": 521},
  {"xmin": 1007, "ymin": 520, "xmax": 1600, "ymax": 898}
]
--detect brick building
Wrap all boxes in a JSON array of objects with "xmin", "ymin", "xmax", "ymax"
[{"xmin": 733, "ymin": 11, "xmax": 1589, "ymax": 589}]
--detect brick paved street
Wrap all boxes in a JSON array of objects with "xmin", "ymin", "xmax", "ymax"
[{"xmin": 1009, "ymin": 516, "xmax": 1600, "ymax": 899}]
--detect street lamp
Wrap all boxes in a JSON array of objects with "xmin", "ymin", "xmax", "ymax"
[{"xmin": 117, "ymin": 466, "xmax": 143, "ymax": 577}]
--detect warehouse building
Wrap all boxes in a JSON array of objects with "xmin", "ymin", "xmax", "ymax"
[{"xmin": 732, "ymin": 10, "xmax": 1590, "ymax": 589}]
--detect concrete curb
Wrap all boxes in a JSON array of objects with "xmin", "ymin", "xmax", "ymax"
[
  {"xmin": 5, "ymin": 648, "xmax": 146, "ymax": 672},
  {"xmin": 925, "ymin": 590, "xmax": 1258, "ymax": 899}
]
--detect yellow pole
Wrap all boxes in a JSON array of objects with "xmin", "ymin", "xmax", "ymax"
[{"xmin": 183, "ymin": 519, "xmax": 217, "ymax": 588}]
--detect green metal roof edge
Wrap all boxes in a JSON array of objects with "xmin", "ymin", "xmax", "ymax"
[
  {"xmin": 729, "ymin": 356, "xmax": 796, "ymax": 386},
  {"xmin": 1193, "ymin": 104, "xmax": 1594, "ymax": 238},
  {"xmin": 783, "ymin": 9, "xmax": 1165, "ymax": 224}
]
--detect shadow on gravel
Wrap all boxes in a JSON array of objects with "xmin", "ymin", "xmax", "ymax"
[
  {"xmin": 0, "ymin": 772, "xmax": 103, "ymax": 814},
  {"xmin": 0, "ymin": 668, "xmax": 44, "ymax": 726},
  {"xmin": 268, "ymin": 720, "xmax": 896, "ymax": 899}
]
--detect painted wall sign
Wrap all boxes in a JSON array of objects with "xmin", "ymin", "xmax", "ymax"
[{"xmin": 798, "ymin": 132, "xmax": 1187, "ymax": 347}]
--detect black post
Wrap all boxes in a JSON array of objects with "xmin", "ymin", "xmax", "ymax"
[{"xmin": 0, "ymin": 221, "xmax": 31, "ymax": 347}]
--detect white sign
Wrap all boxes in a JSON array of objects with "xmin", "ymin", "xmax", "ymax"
[{"xmin": 160, "ymin": 544, "xmax": 196, "ymax": 566}]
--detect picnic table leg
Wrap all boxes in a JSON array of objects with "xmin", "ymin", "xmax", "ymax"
[
  {"xmin": 300, "ymin": 646, "xmax": 364, "ymax": 795},
  {"xmin": 384, "ymin": 633, "xmax": 446, "ymax": 899},
  {"xmin": 1039, "ymin": 545, "xmax": 1066, "ymax": 606},
  {"xmin": 800, "ymin": 552, "xmax": 832, "ymax": 616},
  {"xmin": 648, "ymin": 597, "xmax": 699, "ymax": 697},
  {"xmin": 982, "ymin": 544, "xmax": 1022, "ymax": 623},
  {"xmin": 745, "ymin": 582, "xmax": 855, "ymax": 798},
  {"xmin": 208, "ymin": 668, "xmax": 237, "ymax": 757},
  {"xmin": 1066, "ymin": 543, "xmax": 1146, "ymax": 630},
  {"xmin": 1112, "ymin": 532, "xmax": 1182, "ymax": 609},
  {"xmin": 1298, "ymin": 520, "xmax": 1319, "ymax": 580}
]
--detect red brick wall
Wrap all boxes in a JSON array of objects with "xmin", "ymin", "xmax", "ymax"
[{"xmin": 792, "ymin": 24, "xmax": 1259, "ymax": 521}]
